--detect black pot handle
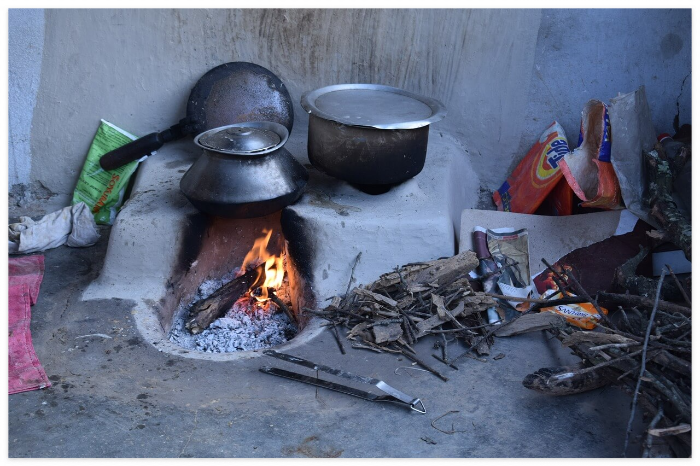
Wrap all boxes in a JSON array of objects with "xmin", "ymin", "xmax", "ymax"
[{"xmin": 99, "ymin": 123, "xmax": 186, "ymax": 171}]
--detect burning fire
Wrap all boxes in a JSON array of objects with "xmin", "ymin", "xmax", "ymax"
[{"xmin": 236, "ymin": 229, "xmax": 285, "ymax": 311}]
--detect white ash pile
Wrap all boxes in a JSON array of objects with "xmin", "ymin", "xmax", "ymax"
[{"xmin": 169, "ymin": 272, "xmax": 298, "ymax": 353}]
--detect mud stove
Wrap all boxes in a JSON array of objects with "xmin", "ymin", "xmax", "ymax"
[{"xmin": 83, "ymin": 119, "xmax": 479, "ymax": 361}]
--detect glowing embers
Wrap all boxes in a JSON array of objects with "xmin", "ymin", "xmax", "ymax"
[
  {"xmin": 168, "ymin": 229, "xmax": 297, "ymax": 353},
  {"xmin": 236, "ymin": 228, "xmax": 286, "ymax": 312}
]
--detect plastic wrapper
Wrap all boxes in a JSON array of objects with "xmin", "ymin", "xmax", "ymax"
[
  {"xmin": 71, "ymin": 120, "xmax": 144, "ymax": 225},
  {"xmin": 560, "ymin": 100, "xmax": 622, "ymax": 210},
  {"xmin": 472, "ymin": 228, "xmax": 502, "ymax": 324},
  {"xmin": 539, "ymin": 290, "xmax": 608, "ymax": 330},
  {"xmin": 474, "ymin": 226, "xmax": 535, "ymax": 317},
  {"xmin": 493, "ymin": 121, "xmax": 570, "ymax": 214}
]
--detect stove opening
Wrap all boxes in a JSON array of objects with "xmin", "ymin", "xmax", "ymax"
[{"xmin": 160, "ymin": 212, "xmax": 314, "ymax": 354}]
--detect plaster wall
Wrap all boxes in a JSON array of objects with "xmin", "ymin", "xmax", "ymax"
[
  {"xmin": 8, "ymin": 9, "xmax": 44, "ymax": 190},
  {"xmin": 8, "ymin": 8, "xmax": 693, "ymax": 205},
  {"xmin": 513, "ymin": 8, "xmax": 692, "ymax": 179},
  {"xmin": 16, "ymin": 8, "xmax": 542, "ymax": 199}
]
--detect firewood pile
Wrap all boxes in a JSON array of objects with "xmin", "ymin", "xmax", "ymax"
[
  {"xmin": 307, "ymin": 241, "xmax": 691, "ymax": 457},
  {"xmin": 303, "ymin": 250, "xmax": 500, "ymax": 381},
  {"xmin": 522, "ymin": 263, "xmax": 692, "ymax": 458},
  {"xmin": 520, "ymin": 137, "xmax": 692, "ymax": 458}
]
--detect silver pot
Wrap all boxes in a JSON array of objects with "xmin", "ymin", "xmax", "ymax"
[
  {"xmin": 180, "ymin": 121, "xmax": 308, "ymax": 218},
  {"xmin": 301, "ymin": 84, "xmax": 446, "ymax": 186}
]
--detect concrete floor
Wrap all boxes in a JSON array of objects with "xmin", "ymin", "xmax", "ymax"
[{"xmin": 8, "ymin": 226, "xmax": 646, "ymax": 458}]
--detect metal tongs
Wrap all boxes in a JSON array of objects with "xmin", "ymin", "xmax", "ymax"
[{"xmin": 260, "ymin": 350, "xmax": 426, "ymax": 414}]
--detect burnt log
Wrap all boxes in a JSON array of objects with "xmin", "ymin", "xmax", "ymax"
[
  {"xmin": 613, "ymin": 247, "xmax": 685, "ymax": 302},
  {"xmin": 186, "ymin": 263, "xmax": 265, "ymax": 334},
  {"xmin": 522, "ymin": 364, "xmax": 618, "ymax": 396}
]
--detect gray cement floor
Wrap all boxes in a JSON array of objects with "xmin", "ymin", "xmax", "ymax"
[{"xmin": 8, "ymin": 226, "xmax": 645, "ymax": 458}]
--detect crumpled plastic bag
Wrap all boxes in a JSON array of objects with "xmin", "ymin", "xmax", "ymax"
[
  {"xmin": 560, "ymin": 100, "xmax": 623, "ymax": 210},
  {"xmin": 608, "ymin": 86, "xmax": 659, "ymax": 226},
  {"xmin": 72, "ymin": 119, "xmax": 143, "ymax": 225},
  {"xmin": 9, "ymin": 202, "xmax": 100, "ymax": 255}
]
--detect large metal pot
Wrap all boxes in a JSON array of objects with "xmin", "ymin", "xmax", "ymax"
[
  {"xmin": 301, "ymin": 84, "xmax": 446, "ymax": 186},
  {"xmin": 180, "ymin": 121, "xmax": 308, "ymax": 218}
]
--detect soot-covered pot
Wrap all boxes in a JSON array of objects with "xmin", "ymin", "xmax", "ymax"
[{"xmin": 180, "ymin": 121, "xmax": 308, "ymax": 218}]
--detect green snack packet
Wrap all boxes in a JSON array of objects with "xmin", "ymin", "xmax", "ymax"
[{"xmin": 72, "ymin": 120, "xmax": 143, "ymax": 225}]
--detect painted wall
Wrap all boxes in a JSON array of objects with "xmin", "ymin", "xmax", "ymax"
[{"xmin": 8, "ymin": 8, "xmax": 692, "ymax": 206}]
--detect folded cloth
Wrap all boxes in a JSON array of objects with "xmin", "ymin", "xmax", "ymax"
[
  {"xmin": 9, "ymin": 202, "xmax": 100, "ymax": 254},
  {"xmin": 9, "ymin": 255, "xmax": 50, "ymax": 394}
]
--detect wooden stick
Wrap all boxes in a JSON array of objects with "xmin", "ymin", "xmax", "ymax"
[
  {"xmin": 350, "ymin": 342, "xmax": 383, "ymax": 353},
  {"xmin": 589, "ymin": 342, "xmax": 641, "ymax": 352},
  {"xmin": 268, "ymin": 288, "xmax": 295, "ymax": 323},
  {"xmin": 330, "ymin": 322, "xmax": 346, "ymax": 355},
  {"xmin": 344, "ymin": 252, "xmax": 362, "ymax": 298},
  {"xmin": 598, "ymin": 292, "xmax": 691, "ymax": 317},
  {"xmin": 543, "ymin": 258, "xmax": 614, "ymax": 329},
  {"xmin": 623, "ymin": 268, "xmax": 666, "ymax": 457},
  {"xmin": 559, "ymin": 348, "xmax": 652, "ymax": 377},
  {"xmin": 396, "ymin": 347, "xmax": 448, "ymax": 382},
  {"xmin": 642, "ymin": 407, "xmax": 664, "ymax": 458},
  {"xmin": 648, "ymin": 423, "xmax": 691, "ymax": 437},
  {"xmin": 665, "ymin": 264, "xmax": 692, "ymax": 307}
]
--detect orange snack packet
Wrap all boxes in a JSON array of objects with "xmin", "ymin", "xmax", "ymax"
[
  {"xmin": 493, "ymin": 121, "xmax": 570, "ymax": 214},
  {"xmin": 540, "ymin": 290, "xmax": 608, "ymax": 330}
]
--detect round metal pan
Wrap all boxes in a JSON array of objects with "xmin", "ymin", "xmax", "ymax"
[{"xmin": 99, "ymin": 62, "xmax": 294, "ymax": 171}]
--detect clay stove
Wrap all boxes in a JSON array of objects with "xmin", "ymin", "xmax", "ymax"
[{"xmin": 82, "ymin": 129, "xmax": 481, "ymax": 360}]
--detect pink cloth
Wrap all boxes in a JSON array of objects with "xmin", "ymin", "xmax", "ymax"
[
  {"xmin": 9, "ymin": 255, "xmax": 45, "ymax": 304},
  {"xmin": 9, "ymin": 255, "xmax": 50, "ymax": 394}
]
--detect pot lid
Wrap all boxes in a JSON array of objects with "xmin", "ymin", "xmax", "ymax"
[
  {"xmin": 301, "ymin": 84, "xmax": 447, "ymax": 130},
  {"xmin": 197, "ymin": 126, "xmax": 281, "ymax": 154}
]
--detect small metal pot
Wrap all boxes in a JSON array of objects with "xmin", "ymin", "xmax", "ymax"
[
  {"xmin": 301, "ymin": 84, "xmax": 446, "ymax": 186},
  {"xmin": 180, "ymin": 121, "xmax": 308, "ymax": 218}
]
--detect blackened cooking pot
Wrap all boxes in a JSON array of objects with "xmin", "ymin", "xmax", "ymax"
[
  {"xmin": 180, "ymin": 121, "xmax": 308, "ymax": 218},
  {"xmin": 301, "ymin": 84, "xmax": 446, "ymax": 186}
]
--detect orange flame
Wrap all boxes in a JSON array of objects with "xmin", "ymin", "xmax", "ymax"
[{"xmin": 240, "ymin": 229, "xmax": 284, "ymax": 303}]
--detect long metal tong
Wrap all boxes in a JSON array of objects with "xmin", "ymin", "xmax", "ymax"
[{"xmin": 260, "ymin": 350, "xmax": 426, "ymax": 414}]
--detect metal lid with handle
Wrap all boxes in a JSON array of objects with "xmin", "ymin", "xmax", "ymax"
[
  {"xmin": 197, "ymin": 126, "xmax": 281, "ymax": 154},
  {"xmin": 193, "ymin": 122, "xmax": 289, "ymax": 156}
]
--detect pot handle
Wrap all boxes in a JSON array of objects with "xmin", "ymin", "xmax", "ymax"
[{"xmin": 99, "ymin": 124, "xmax": 185, "ymax": 171}]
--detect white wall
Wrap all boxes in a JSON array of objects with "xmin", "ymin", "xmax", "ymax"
[
  {"xmin": 8, "ymin": 9, "xmax": 44, "ymax": 190},
  {"xmin": 515, "ymin": 8, "xmax": 692, "ymax": 176},
  {"xmin": 8, "ymin": 8, "xmax": 692, "ymax": 206}
]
